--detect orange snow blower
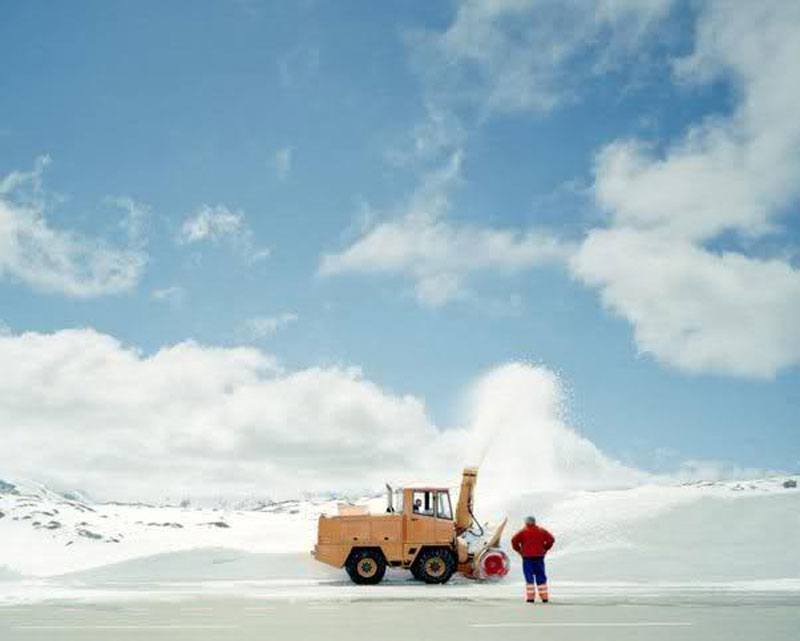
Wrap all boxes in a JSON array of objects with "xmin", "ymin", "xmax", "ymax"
[{"xmin": 312, "ymin": 467, "xmax": 509, "ymax": 584}]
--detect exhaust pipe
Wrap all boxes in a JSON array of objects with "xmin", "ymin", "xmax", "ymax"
[{"xmin": 385, "ymin": 484, "xmax": 394, "ymax": 513}]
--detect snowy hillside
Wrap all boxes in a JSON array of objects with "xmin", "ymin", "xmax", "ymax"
[
  {"xmin": 1, "ymin": 475, "xmax": 798, "ymax": 586},
  {"xmin": 0, "ymin": 479, "xmax": 336, "ymax": 577},
  {"xmin": 502, "ymin": 476, "xmax": 800, "ymax": 583}
]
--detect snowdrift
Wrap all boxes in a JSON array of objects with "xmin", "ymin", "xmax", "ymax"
[
  {"xmin": 1, "ymin": 475, "xmax": 797, "ymax": 589},
  {"xmin": 503, "ymin": 480, "xmax": 800, "ymax": 583}
]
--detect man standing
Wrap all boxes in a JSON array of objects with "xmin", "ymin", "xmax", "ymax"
[{"xmin": 511, "ymin": 516, "xmax": 555, "ymax": 603}]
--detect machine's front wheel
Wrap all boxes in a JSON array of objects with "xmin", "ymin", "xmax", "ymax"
[
  {"xmin": 411, "ymin": 547, "xmax": 456, "ymax": 584},
  {"xmin": 345, "ymin": 549, "xmax": 387, "ymax": 585}
]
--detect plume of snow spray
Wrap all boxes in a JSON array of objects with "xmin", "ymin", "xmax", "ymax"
[{"xmin": 459, "ymin": 363, "xmax": 643, "ymax": 508}]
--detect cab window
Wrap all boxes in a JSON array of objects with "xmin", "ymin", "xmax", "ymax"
[
  {"xmin": 412, "ymin": 491, "xmax": 434, "ymax": 516},
  {"xmin": 435, "ymin": 492, "xmax": 453, "ymax": 520}
]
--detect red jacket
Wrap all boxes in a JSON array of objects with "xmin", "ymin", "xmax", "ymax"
[{"xmin": 511, "ymin": 524, "xmax": 555, "ymax": 557}]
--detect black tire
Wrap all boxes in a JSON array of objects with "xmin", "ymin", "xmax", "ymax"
[
  {"xmin": 345, "ymin": 549, "xmax": 387, "ymax": 585},
  {"xmin": 411, "ymin": 547, "xmax": 456, "ymax": 584}
]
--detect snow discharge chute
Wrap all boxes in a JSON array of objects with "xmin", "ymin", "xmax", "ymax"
[{"xmin": 455, "ymin": 467, "xmax": 509, "ymax": 580}]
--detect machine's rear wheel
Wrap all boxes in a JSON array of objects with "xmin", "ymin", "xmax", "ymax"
[
  {"xmin": 345, "ymin": 549, "xmax": 387, "ymax": 585},
  {"xmin": 411, "ymin": 548, "xmax": 456, "ymax": 584}
]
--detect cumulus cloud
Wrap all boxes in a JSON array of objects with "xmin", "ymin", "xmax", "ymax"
[
  {"xmin": 0, "ymin": 157, "xmax": 147, "ymax": 298},
  {"xmin": 321, "ymin": 153, "xmax": 567, "ymax": 306},
  {"xmin": 572, "ymin": 0, "xmax": 800, "ymax": 378},
  {"xmin": 393, "ymin": 0, "xmax": 800, "ymax": 378},
  {"xmin": 333, "ymin": 0, "xmax": 800, "ymax": 377},
  {"xmin": 572, "ymin": 229, "xmax": 800, "ymax": 377},
  {"xmin": 322, "ymin": 211, "xmax": 566, "ymax": 306},
  {"xmin": 0, "ymin": 328, "xmax": 437, "ymax": 500},
  {"xmin": 0, "ymin": 328, "xmax": 638, "ymax": 501},
  {"xmin": 593, "ymin": 2, "xmax": 800, "ymax": 242},
  {"xmin": 327, "ymin": 1, "xmax": 677, "ymax": 309},
  {"xmin": 177, "ymin": 204, "xmax": 270, "ymax": 262}
]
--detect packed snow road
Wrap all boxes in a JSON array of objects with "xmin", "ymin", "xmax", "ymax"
[{"xmin": 1, "ymin": 594, "xmax": 799, "ymax": 641}]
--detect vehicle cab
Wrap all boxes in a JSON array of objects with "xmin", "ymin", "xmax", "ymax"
[{"xmin": 399, "ymin": 485, "xmax": 456, "ymax": 549}]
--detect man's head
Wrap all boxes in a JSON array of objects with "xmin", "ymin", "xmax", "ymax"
[
  {"xmin": 414, "ymin": 498, "xmax": 422, "ymax": 507},
  {"xmin": 524, "ymin": 516, "xmax": 537, "ymax": 527}
]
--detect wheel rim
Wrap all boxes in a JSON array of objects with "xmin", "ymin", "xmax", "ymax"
[
  {"xmin": 358, "ymin": 558, "xmax": 378, "ymax": 578},
  {"xmin": 424, "ymin": 556, "xmax": 446, "ymax": 578}
]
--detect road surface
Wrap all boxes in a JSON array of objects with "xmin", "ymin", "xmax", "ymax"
[{"xmin": 2, "ymin": 593, "xmax": 798, "ymax": 641}]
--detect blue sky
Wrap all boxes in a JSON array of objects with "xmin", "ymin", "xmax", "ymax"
[{"xmin": 1, "ymin": 1, "xmax": 798, "ymax": 496}]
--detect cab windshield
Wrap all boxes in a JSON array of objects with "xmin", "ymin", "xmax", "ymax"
[{"xmin": 411, "ymin": 490, "xmax": 452, "ymax": 519}]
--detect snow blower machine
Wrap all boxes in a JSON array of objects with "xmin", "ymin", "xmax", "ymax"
[{"xmin": 312, "ymin": 467, "xmax": 509, "ymax": 584}]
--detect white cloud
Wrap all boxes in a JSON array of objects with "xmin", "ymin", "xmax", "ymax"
[
  {"xmin": 273, "ymin": 147, "xmax": 292, "ymax": 181},
  {"xmin": 151, "ymin": 285, "xmax": 186, "ymax": 307},
  {"xmin": 328, "ymin": 1, "xmax": 800, "ymax": 376},
  {"xmin": 333, "ymin": 0, "xmax": 673, "ymax": 308},
  {"xmin": 322, "ymin": 211, "xmax": 566, "ymax": 307},
  {"xmin": 321, "ymin": 153, "xmax": 567, "ymax": 306},
  {"xmin": 386, "ymin": 105, "xmax": 466, "ymax": 168},
  {"xmin": 0, "ymin": 158, "xmax": 147, "ymax": 298},
  {"xmin": 0, "ymin": 155, "xmax": 50, "ymax": 195},
  {"xmin": 178, "ymin": 204, "xmax": 245, "ymax": 244},
  {"xmin": 594, "ymin": 3, "xmax": 800, "ymax": 243},
  {"xmin": 107, "ymin": 196, "xmax": 150, "ymax": 249},
  {"xmin": 572, "ymin": 0, "xmax": 800, "ymax": 378},
  {"xmin": 0, "ymin": 329, "xmax": 639, "ymax": 501},
  {"xmin": 411, "ymin": 0, "xmax": 676, "ymax": 115},
  {"xmin": 239, "ymin": 313, "xmax": 299, "ymax": 340},
  {"xmin": 571, "ymin": 228, "xmax": 800, "ymax": 377},
  {"xmin": 177, "ymin": 204, "xmax": 270, "ymax": 262}
]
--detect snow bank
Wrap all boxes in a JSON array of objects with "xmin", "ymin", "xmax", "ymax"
[
  {"xmin": 1, "ymin": 474, "xmax": 797, "ymax": 586},
  {"xmin": 503, "ymin": 478, "xmax": 800, "ymax": 583},
  {"xmin": 0, "ymin": 488, "xmax": 325, "ymax": 576}
]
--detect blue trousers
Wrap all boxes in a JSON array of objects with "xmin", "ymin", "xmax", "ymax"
[{"xmin": 522, "ymin": 556, "xmax": 547, "ymax": 585}]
